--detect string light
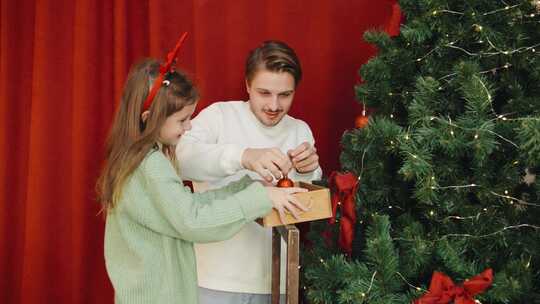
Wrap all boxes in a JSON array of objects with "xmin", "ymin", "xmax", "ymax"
[
  {"xmin": 432, "ymin": 183, "xmax": 478, "ymax": 190},
  {"xmin": 473, "ymin": 24, "xmax": 483, "ymax": 32},
  {"xmin": 483, "ymin": 4, "xmax": 520, "ymax": 16},
  {"xmin": 396, "ymin": 272, "xmax": 426, "ymax": 293},
  {"xmin": 490, "ymin": 191, "xmax": 540, "ymax": 207},
  {"xmin": 439, "ymin": 224, "xmax": 540, "ymax": 240},
  {"xmin": 430, "ymin": 116, "xmax": 519, "ymax": 148},
  {"xmin": 434, "ymin": 9, "xmax": 464, "ymax": 15}
]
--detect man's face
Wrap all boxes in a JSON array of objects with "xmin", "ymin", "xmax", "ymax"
[{"xmin": 247, "ymin": 69, "xmax": 295, "ymax": 127}]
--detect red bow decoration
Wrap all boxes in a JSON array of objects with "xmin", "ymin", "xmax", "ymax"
[
  {"xmin": 141, "ymin": 32, "xmax": 189, "ymax": 112},
  {"xmin": 385, "ymin": 1, "xmax": 402, "ymax": 37},
  {"xmin": 414, "ymin": 269, "xmax": 493, "ymax": 304},
  {"xmin": 326, "ymin": 171, "xmax": 359, "ymax": 256}
]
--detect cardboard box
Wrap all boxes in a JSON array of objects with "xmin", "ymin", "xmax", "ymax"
[{"xmin": 257, "ymin": 181, "xmax": 332, "ymax": 227}]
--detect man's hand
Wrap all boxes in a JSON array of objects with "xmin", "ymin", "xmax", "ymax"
[
  {"xmin": 288, "ymin": 142, "xmax": 319, "ymax": 174},
  {"xmin": 241, "ymin": 148, "xmax": 293, "ymax": 182}
]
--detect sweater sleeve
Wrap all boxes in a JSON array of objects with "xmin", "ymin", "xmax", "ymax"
[
  {"xmin": 177, "ymin": 103, "xmax": 245, "ymax": 182},
  {"xmin": 122, "ymin": 151, "xmax": 272, "ymax": 243}
]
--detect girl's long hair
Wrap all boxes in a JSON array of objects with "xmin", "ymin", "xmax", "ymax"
[{"xmin": 97, "ymin": 58, "xmax": 198, "ymax": 210}]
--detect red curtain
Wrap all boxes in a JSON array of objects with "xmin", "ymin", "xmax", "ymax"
[{"xmin": 0, "ymin": 1, "xmax": 399, "ymax": 303}]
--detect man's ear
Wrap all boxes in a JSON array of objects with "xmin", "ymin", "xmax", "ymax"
[{"xmin": 141, "ymin": 110, "xmax": 150, "ymax": 123}]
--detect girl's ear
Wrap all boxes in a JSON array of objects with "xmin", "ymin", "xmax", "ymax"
[
  {"xmin": 141, "ymin": 110, "xmax": 150, "ymax": 123},
  {"xmin": 245, "ymin": 79, "xmax": 251, "ymax": 94}
]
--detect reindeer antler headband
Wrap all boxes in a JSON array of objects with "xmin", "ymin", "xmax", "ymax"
[{"xmin": 141, "ymin": 32, "xmax": 189, "ymax": 113}]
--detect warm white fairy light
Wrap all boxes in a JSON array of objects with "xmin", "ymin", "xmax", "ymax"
[
  {"xmin": 439, "ymin": 224, "xmax": 540, "ymax": 240},
  {"xmin": 474, "ymin": 134, "xmax": 479, "ymax": 139},
  {"xmin": 396, "ymin": 272, "xmax": 426, "ymax": 292},
  {"xmin": 482, "ymin": 4, "xmax": 520, "ymax": 16},
  {"xmin": 442, "ymin": 214, "xmax": 481, "ymax": 221},
  {"xmin": 431, "ymin": 116, "xmax": 519, "ymax": 148},
  {"xmin": 433, "ymin": 183, "xmax": 478, "ymax": 189},
  {"xmin": 416, "ymin": 47, "xmax": 440, "ymax": 62},
  {"xmin": 490, "ymin": 191, "xmax": 540, "ymax": 207},
  {"xmin": 435, "ymin": 9, "xmax": 465, "ymax": 15}
]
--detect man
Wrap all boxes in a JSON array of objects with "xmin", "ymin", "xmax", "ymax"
[{"xmin": 177, "ymin": 40, "xmax": 322, "ymax": 304}]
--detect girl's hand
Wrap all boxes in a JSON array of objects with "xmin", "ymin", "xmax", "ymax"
[{"xmin": 265, "ymin": 187, "xmax": 309, "ymax": 224}]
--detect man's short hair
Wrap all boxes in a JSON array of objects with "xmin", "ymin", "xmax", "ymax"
[{"xmin": 245, "ymin": 40, "xmax": 302, "ymax": 87}]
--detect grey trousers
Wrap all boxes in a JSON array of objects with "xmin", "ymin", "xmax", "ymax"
[{"xmin": 199, "ymin": 287, "xmax": 286, "ymax": 304}]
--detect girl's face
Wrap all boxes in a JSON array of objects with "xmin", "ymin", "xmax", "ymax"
[
  {"xmin": 159, "ymin": 102, "xmax": 197, "ymax": 146},
  {"xmin": 246, "ymin": 69, "xmax": 295, "ymax": 127}
]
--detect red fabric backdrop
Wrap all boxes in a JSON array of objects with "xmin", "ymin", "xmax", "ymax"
[{"xmin": 0, "ymin": 1, "xmax": 399, "ymax": 303}]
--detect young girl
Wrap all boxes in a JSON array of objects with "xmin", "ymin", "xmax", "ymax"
[{"xmin": 96, "ymin": 55, "xmax": 307, "ymax": 304}]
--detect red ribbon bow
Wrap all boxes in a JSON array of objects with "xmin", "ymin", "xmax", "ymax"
[
  {"xmin": 414, "ymin": 269, "xmax": 493, "ymax": 304},
  {"xmin": 327, "ymin": 171, "xmax": 359, "ymax": 256},
  {"xmin": 141, "ymin": 32, "xmax": 188, "ymax": 112}
]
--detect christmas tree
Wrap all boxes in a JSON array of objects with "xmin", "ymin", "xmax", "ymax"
[{"xmin": 303, "ymin": 1, "xmax": 540, "ymax": 303}]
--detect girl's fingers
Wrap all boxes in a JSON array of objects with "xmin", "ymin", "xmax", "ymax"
[
  {"xmin": 277, "ymin": 208, "xmax": 286, "ymax": 225},
  {"xmin": 284, "ymin": 201, "xmax": 301, "ymax": 219},
  {"xmin": 288, "ymin": 195, "xmax": 309, "ymax": 212},
  {"xmin": 283, "ymin": 187, "xmax": 308, "ymax": 194}
]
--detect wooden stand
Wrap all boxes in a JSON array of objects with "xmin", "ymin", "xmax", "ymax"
[{"xmin": 271, "ymin": 225, "xmax": 299, "ymax": 304}]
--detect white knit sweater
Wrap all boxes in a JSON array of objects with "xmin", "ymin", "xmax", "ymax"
[{"xmin": 177, "ymin": 101, "xmax": 322, "ymax": 294}]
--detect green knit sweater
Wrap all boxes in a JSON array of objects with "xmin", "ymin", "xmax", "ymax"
[{"xmin": 104, "ymin": 149, "xmax": 272, "ymax": 304}]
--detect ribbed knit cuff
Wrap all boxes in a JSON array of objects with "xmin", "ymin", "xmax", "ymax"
[
  {"xmin": 221, "ymin": 144, "xmax": 245, "ymax": 175},
  {"xmin": 235, "ymin": 182, "xmax": 272, "ymax": 221}
]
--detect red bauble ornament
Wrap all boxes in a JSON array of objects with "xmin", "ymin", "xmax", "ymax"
[
  {"xmin": 355, "ymin": 115, "xmax": 369, "ymax": 129},
  {"xmin": 277, "ymin": 175, "xmax": 294, "ymax": 188}
]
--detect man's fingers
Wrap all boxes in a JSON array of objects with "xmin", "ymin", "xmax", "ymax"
[
  {"xmin": 294, "ymin": 154, "xmax": 319, "ymax": 170},
  {"xmin": 296, "ymin": 162, "xmax": 320, "ymax": 174},
  {"xmin": 270, "ymin": 149, "xmax": 292, "ymax": 174},
  {"xmin": 254, "ymin": 163, "xmax": 273, "ymax": 182},
  {"xmin": 289, "ymin": 142, "xmax": 309, "ymax": 158},
  {"xmin": 263, "ymin": 160, "xmax": 283, "ymax": 180},
  {"xmin": 292, "ymin": 148, "xmax": 314, "ymax": 163}
]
